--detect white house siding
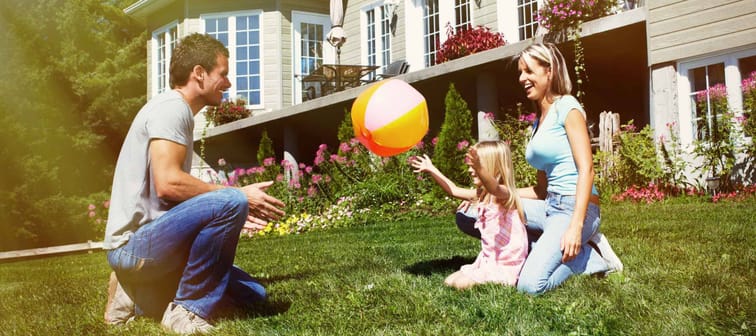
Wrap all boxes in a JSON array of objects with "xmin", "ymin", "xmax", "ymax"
[
  {"xmin": 475, "ymin": 0, "xmax": 499, "ymax": 33},
  {"xmin": 341, "ymin": 0, "xmax": 368, "ymax": 66},
  {"xmin": 647, "ymin": 0, "xmax": 756, "ymax": 65},
  {"xmin": 647, "ymin": 0, "xmax": 756, "ymax": 184}
]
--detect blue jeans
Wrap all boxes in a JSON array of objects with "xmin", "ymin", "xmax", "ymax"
[
  {"xmin": 516, "ymin": 193, "xmax": 609, "ymax": 294},
  {"xmin": 107, "ymin": 188, "xmax": 266, "ymax": 320}
]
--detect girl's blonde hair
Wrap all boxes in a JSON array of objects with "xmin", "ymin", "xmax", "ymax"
[
  {"xmin": 473, "ymin": 141, "xmax": 524, "ymax": 221},
  {"xmin": 519, "ymin": 42, "xmax": 572, "ymax": 96}
]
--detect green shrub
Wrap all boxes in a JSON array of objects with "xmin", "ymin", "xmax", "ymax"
[
  {"xmin": 256, "ymin": 130, "xmax": 274, "ymax": 165},
  {"xmin": 433, "ymin": 83, "xmax": 474, "ymax": 187},
  {"xmin": 595, "ymin": 121, "xmax": 665, "ymax": 199},
  {"xmin": 490, "ymin": 103, "xmax": 538, "ymax": 188}
]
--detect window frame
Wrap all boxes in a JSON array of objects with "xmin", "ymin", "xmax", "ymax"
[
  {"xmin": 454, "ymin": 0, "xmax": 472, "ymax": 31},
  {"xmin": 201, "ymin": 10, "xmax": 264, "ymax": 109},
  {"xmin": 516, "ymin": 0, "xmax": 539, "ymax": 41},
  {"xmin": 150, "ymin": 21, "xmax": 179, "ymax": 97},
  {"xmin": 677, "ymin": 47, "xmax": 756, "ymax": 145},
  {"xmin": 362, "ymin": 2, "xmax": 393, "ymax": 79}
]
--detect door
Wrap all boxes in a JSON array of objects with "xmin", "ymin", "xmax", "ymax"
[{"xmin": 292, "ymin": 12, "xmax": 333, "ymax": 104}]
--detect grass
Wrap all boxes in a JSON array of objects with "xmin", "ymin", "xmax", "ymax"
[{"xmin": 1, "ymin": 199, "xmax": 754, "ymax": 335}]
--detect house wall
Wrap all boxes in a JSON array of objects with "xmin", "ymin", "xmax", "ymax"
[
  {"xmin": 475, "ymin": 0, "xmax": 499, "ymax": 32},
  {"xmin": 647, "ymin": 0, "xmax": 756, "ymax": 66},
  {"xmin": 647, "ymin": 0, "xmax": 756, "ymax": 185}
]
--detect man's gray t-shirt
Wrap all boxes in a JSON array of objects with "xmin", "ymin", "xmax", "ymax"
[{"xmin": 104, "ymin": 90, "xmax": 194, "ymax": 249}]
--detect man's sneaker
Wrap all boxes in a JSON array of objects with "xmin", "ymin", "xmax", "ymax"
[
  {"xmin": 590, "ymin": 232, "xmax": 624, "ymax": 273},
  {"xmin": 161, "ymin": 302, "xmax": 215, "ymax": 335},
  {"xmin": 104, "ymin": 271, "xmax": 136, "ymax": 325}
]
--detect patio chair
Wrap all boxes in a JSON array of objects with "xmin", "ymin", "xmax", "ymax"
[{"xmin": 378, "ymin": 60, "xmax": 409, "ymax": 79}]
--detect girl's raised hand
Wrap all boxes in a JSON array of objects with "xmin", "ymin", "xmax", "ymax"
[
  {"xmin": 410, "ymin": 154, "xmax": 435, "ymax": 173},
  {"xmin": 465, "ymin": 147, "xmax": 482, "ymax": 171}
]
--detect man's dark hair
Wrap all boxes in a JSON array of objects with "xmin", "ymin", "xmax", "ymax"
[{"xmin": 170, "ymin": 33, "xmax": 229, "ymax": 88}]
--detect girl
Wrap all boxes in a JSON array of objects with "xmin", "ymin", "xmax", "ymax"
[
  {"xmin": 411, "ymin": 141, "xmax": 528, "ymax": 289},
  {"xmin": 515, "ymin": 43, "xmax": 623, "ymax": 295}
]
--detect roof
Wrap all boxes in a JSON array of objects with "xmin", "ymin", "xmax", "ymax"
[{"xmin": 123, "ymin": 0, "xmax": 174, "ymax": 20}]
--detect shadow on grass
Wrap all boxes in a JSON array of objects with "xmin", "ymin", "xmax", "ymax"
[
  {"xmin": 255, "ymin": 271, "xmax": 316, "ymax": 286},
  {"xmin": 219, "ymin": 298, "xmax": 293, "ymax": 321},
  {"xmin": 403, "ymin": 256, "xmax": 475, "ymax": 276}
]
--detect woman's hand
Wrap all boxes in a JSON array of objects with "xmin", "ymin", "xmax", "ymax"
[
  {"xmin": 410, "ymin": 154, "xmax": 436, "ymax": 173},
  {"xmin": 560, "ymin": 223, "xmax": 583, "ymax": 262},
  {"xmin": 457, "ymin": 200, "xmax": 473, "ymax": 213}
]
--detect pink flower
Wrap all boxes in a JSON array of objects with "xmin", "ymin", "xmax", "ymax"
[
  {"xmin": 431, "ymin": 137, "xmax": 439, "ymax": 146},
  {"xmin": 305, "ymin": 166, "xmax": 313, "ymax": 174},
  {"xmin": 276, "ymin": 174, "xmax": 284, "ymax": 182},
  {"xmin": 263, "ymin": 157, "xmax": 275, "ymax": 166},
  {"xmin": 339, "ymin": 142, "xmax": 350, "ymax": 153},
  {"xmin": 483, "ymin": 112, "xmax": 495, "ymax": 120},
  {"xmin": 457, "ymin": 140, "xmax": 470, "ymax": 151},
  {"xmin": 88, "ymin": 204, "xmax": 96, "ymax": 211},
  {"xmin": 307, "ymin": 186, "xmax": 317, "ymax": 197},
  {"xmin": 103, "ymin": 200, "xmax": 110, "ymax": 209},
  {"xmin": 88, "ymin": 211, "xmax": 96, "ymax": 218},
  {"xmin": 311, "ymin": 174, "xmax": 323, "ymax": 184},
  {"xmin": 330, "ymin": 154, "xmax": 346, "ymax": 164}
]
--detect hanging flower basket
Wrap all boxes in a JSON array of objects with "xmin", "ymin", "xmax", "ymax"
[{"xmin": 205, "ymin": 97, "xmax": 252, "ymax": 126}]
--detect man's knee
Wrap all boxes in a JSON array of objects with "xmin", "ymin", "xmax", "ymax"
[{"xmin": 215, "ymin": 188, "xmax": 248, "ymax": 210}]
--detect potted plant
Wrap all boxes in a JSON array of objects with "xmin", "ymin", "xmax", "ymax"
[
  {"xmin": 435, "ymin": 24, "xmax": 506, "ymax": 64},
  {"xmin": 205, "ymin": 97, "xmax": 252, "ymax": 126}
]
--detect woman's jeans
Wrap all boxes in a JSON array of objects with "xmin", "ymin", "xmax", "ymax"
[
  {"xmin": 107, "ymin": 188, "xmax": 266, "ymax": 320},
  {"xmin": 454, "ymin": 193, "xmax": 608, "ymax": 294},
  {"xmin": 517, "ymin": 194, "xmax": 608, "ymax": 294}
]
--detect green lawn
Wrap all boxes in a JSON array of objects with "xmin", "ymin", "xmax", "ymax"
[{"xmin": 1, "ymin": 200, "xmax": 754, "ymax": 335}]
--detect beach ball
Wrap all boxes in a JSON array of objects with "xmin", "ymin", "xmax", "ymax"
[{"xmin": 351, "ymin": 79, "xmax": 429, "ymax": 157}]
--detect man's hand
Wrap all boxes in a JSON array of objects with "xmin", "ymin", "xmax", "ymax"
[{"xmin": 241, "ymin": 181, "xmax": 285, "ymax": 224}]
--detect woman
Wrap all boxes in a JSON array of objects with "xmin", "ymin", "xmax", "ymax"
[{"xmin": 514, "ymin": 42, "xmax": 623, "ymax": 294}]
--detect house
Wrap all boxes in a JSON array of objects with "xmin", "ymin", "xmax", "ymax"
[{"xmin": 124, "ymin": 0, "xmax": 755, "ymax": 184}]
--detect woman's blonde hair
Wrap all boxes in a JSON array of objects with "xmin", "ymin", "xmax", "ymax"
[
  {"xmin": 519, "ymin": 42, "xmax": 572, "ymax": 96},
  {"xmin": 473, "ymin": 141, "xmax": 524, "ymax": 221}
]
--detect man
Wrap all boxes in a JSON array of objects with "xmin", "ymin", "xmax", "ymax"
[{"xmin": 103, "ymin": 33, "xmax": 285, "ymax": 334}]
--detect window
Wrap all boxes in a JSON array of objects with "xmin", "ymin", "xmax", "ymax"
[
  {"xmin": 454, "ymin": 0, "xmax": 471, "ymax": 31},
  {"xmin": 365, "ymin": 4, "xmax": 392, "ymax": 80},
  {"xmin": 152, "ymin": 23, "xmax": 178, "ymax": 96},
  {"xmin": 688, "ymin": 63, "xmax": 726, "ymax": 140},
  {"xmin": 517, "ymin": 0, "xmax": 538, "ymax": 40},
  {"xmin": 423, "ymin": 0, "xmax": 440, "ymax": 67},
  {"xmin": 678, "ymin": 48, "xmax": 756, "ymax": 144},
  {"xmin": 203, "ymin": 12, "xmax": 262, "ymax": 106},
  {"xmin": 300, "ymin": 23, "xmax": 324, "ymax": 76}
]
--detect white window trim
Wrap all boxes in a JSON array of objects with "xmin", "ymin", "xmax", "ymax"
[
  {"xmin": 677, "ymin": 47, "xmax": 756, "ymax": 145},
  {"xmin": 405, "ymin": 0, "xmax": 477, "ymax": 69},
  {"xmin": 291, "ymin": 11, "xmax": 332, "ymax": 104},
  {"xmin": 200, "ymin": 10, "xmax": 265, "ymax": 109},
  {"xmin": 499, "ymin": 0, "xmax": 543, "ymax": 44},
  {"xmin": 361, "ymin": 1, "xmax": 393, "ymax": 75},
  {"xmin": 151, "ymin": 20, "xmax": 179, "ymax": 98},
  {"xmin": 453, "ymin": 0, "xmax": 473, "ymax": 31}
]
